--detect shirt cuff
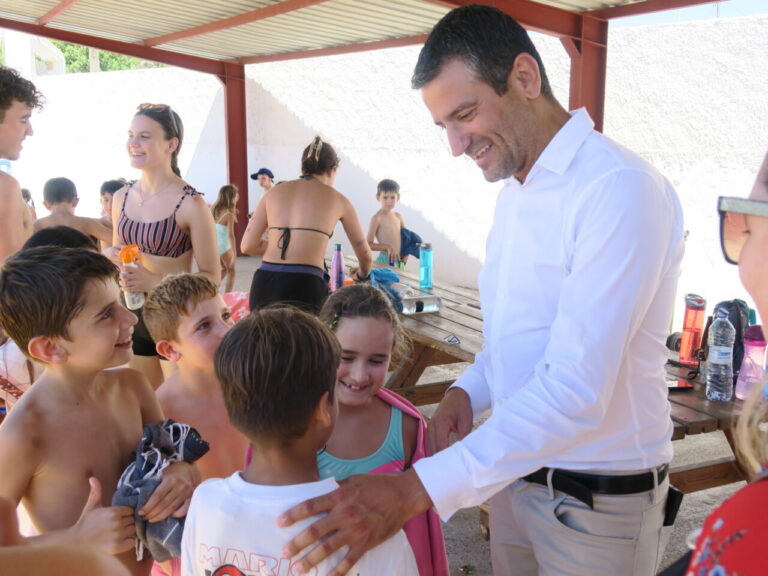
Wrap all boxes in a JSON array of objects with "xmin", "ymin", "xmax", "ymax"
[
  {"xmin": 413, "ymin": 444, "xmax": 474, "ymax": 521},
  {"xmin": 452, "ymin": 376, "xmax": 492, "ymax": 417}
]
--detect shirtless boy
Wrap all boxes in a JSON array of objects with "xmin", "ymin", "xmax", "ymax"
[
  {"xmin": 34, "ymin": 177, "xmax": 112, "ymax": 244},
  {"xmin": 0, "ymin": 247, "xmax": 198, "ymax": 576},
  {"xmin": 144, "ymin": 273, "xmax": 249, "ymax": 482},
  {"xmin": 0, "ymin": 66, "xmax": 41, "ymax": 264},
  {"xmin": 367, "ymin": 178, "xmax": 406, "ymax": 267}
]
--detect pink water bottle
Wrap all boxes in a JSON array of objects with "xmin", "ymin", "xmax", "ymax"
[
  {"xmin": 735, "ymin": 325, "xmax": 766, "ymax": 400},
  {"xmin": 330, "ymin": 243, "xmax": 344, "ymax": 292}
]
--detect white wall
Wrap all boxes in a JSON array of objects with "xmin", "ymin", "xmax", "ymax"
[{"xmin": 6, "ymin": 14, "xmax": 768, "ymax": 324}]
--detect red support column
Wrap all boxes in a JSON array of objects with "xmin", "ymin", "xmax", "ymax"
[
  {"xmin": 561, "ymin": 17, "xmax": 608, "ymax": 133},
  {"xmin": 218, "ymin": 62, "xmax": 249, "ymax": 254}
]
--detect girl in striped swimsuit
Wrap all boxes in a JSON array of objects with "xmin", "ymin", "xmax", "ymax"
[{"xmin": 106, "ymin": 104, "xmax": 219, "ymax": 390}]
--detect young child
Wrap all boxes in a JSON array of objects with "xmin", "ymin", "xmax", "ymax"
[
  {"xmin": 0, "ymin": 247, "xmax": 198, "ymax": 576},
  {"xmin": 143, "ymin": 273, "xmax": 249, "ymax": 482},
  {"xmin": 99, "ymin": 178, "xmax": 127, "ymax": 250},
  {"xmin": 318, "ymin": 283, "xmax": 449, "ymax": 575},
  {"xmin": 181, "ymin": 307, "xmax": 418, "ymax": 576},
  {"xmin": 34, "ymin": 177, "xmax": 112, "ymax": 245},
  {"xmin": 367, "ymin": 178, "xmax": 423, "ymax": 269},
  {"xmin": 210, "ymin": 184, "xmax": 239, "ymax": 293}
]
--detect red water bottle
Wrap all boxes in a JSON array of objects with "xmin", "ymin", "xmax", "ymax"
[{"xmin": 679, "ymin": 294, "xmax": 706, "ymax": 366}]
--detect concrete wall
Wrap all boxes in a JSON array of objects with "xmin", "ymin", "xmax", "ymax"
[{"xmin": 7, "ymin": 14, "xmax": 768, "ymax": 323}]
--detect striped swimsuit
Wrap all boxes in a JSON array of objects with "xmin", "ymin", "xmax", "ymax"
[{"xmin": 118, "ymin": 182, "xmax": 198, "ymax": 258}]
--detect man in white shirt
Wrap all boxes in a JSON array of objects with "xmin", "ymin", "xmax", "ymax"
[{"xmin": 279, "ymin": 6, "xmax": 684, "ymax": 576}]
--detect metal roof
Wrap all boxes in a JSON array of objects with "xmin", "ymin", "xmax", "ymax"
[{"xmin": 0, "ymin": 1, "xmax": 715, "ymax": 66}]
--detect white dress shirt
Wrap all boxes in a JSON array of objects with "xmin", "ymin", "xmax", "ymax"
[{"xmin": 414, "ymin": 108, "xmax": 684, "ymax": 520}]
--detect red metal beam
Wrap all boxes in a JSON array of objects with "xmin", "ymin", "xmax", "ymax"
[
  {"xmin": 242, "ymin": 34, "xmax": 429, "ymax": 65},
  {"xmin": 39, "ymin": 0, "xmax": 82, "ymax": 26},
  {"xmin": 589, "ymin": 0, "xmax": 722, "ymax": 20},
  {"xmin": 0, "ymin": 16, "xmax": 227, "ymax": 75},
  {"xmin": 423, "ymin": 0, "xmax": 607, "ymax": 46},
  {"xmin": 145, "ymin": 0, "xmax": 332, "ymax": 47},
  {"xmin": 217, "ymin": 63, "xmax": 250, "ymax": 253}
]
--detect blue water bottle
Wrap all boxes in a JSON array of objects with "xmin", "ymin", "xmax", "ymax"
[
  {"xmin": 419, "ymin": 243, "xmax": 433, "ymax": 291},
  {"xmin": 330, "ymin": 243, "xmax": 344, "ymax": 291}
]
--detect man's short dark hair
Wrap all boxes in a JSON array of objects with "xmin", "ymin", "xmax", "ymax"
[
  {"xmin": 23, "ymin": 226, "xmax": 98, "ymax": 251},
  {"xmin": 215, "ymin": 307, "xmax": 340, "ymax": 442},
  {"xmin": 411, "ymin": 4, "xmax": 552, "ymax": 98},
  {"xmin": 43, "ymin": 177, "xmax": 78, "ymax": 204},
  {"xmin": 0, "ymin": 66, "xmax": 44, "ymax": 122},
  {"xmin": 377, "ymin": 179, "xmax": 400, "ymax": 196},
  {"xmin": 0, "ymin": 247, "xmax": 119, "ymax": 359}
]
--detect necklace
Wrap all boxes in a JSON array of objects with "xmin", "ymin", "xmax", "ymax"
[{"xmin": 137, "ymin": 181, "xmax": 176, "ymax": 207}]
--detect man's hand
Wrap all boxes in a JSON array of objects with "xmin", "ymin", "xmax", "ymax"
[
  {"xmin": 427, "ymin": 387, "xmax": 474, "ymax": 454},
  {"xmin": 139, "ymin": 462, "xmax": 199, "ymax": 523},
  {"xmin": 278, "ymin": 470, "xmax": 431, "ymax": 576},
  {"xmin": 71, "ymin": 477, "xmax": 135, "ymax": 554}
]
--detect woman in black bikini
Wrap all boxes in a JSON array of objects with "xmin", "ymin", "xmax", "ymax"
[
  {"xmin": 241, "ymin": 136, "xmax": 372, "ymax": 313},
  {"xmin": 106, "ymin": 104, "xmax": 219, "ymax": 388}
]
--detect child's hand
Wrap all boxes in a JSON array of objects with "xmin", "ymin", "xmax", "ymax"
[
  {"xmin": 72, "ymin": 477, "xmax": 135, "ymax": 554},
  {"xmin": 139, "ymin": 462, "xmax": 199, "ymax": 523}
]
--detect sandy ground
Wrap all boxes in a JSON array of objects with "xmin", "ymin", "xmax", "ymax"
[{"xmin": 231, "ymin": 256, "xmax": 738, "ymax": 576}]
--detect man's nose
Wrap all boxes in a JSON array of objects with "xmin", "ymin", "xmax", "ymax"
[{"xmin": 446, "ymin": 126, "xmax": 469, "ymax": 157}]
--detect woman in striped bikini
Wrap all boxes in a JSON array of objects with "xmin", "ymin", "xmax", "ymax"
[
  {"xmin": 241, "ymin": 136, "xmax": 372, "ymax": 314},
  {"xmin": 107, "ymin": 104, "xmax": 219, "ymax": 389}
]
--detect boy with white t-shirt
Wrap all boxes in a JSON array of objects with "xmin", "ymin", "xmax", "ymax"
[{"xmin": 180, "ymin": 307, "xmax": 417, "ymax": 576}]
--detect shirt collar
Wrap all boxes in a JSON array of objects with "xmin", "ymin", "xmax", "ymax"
[{"xmin": 506, "ymin": 107, "xmax": 594, "ymax": 187}]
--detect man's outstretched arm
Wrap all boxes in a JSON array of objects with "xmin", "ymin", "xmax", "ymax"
[{"xmin": 278, "ymin": 468, "xmax": 432, "ymax": 576}]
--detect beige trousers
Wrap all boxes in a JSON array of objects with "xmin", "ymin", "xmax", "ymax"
[{"xmin": 489, "ymin": 473, "xmax": 669, "ymax": 576}]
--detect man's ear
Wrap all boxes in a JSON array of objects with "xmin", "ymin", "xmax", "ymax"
[
  {"xmin": 42, "ymin": 201, "xmax": 52, "ymax": 210},
  {"xmin": 507, "ymin": 53, "xmax": 543, "ymax": 100},
  {"xmin": 155, "ymin": 340, "xmax": 181, "ymax": 362},
  {"xmin": 27, "ymin": 335, "xmax": 68, "ymax": 364},
  {"xmin": 72, "ymin": 198, "xmax": 80, "ymax": 208}
]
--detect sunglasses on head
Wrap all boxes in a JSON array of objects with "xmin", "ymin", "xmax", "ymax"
[
  {"xmin": 137, "ymin": 103, "xmax": 180, "ymax": 138},
  {"xmin": 718, "ymin": 196, "xmax": 768, "ymax": 264}
]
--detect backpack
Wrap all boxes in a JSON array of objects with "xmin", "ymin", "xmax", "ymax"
[{"xmin": 697, "ymin": 299, "xmax": 750, "ymax": 382}]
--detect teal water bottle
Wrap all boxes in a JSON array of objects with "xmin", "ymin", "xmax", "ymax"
[{"xmin": 419, "ymin": 243, "xmax": 433, "ymax": 290}]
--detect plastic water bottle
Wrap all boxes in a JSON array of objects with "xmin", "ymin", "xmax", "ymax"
[
  {"xmin": 705, "ymin": 308, "xmax": 736, "ymax": 402},
  {"xmin": 330, "ymin": 243, "xmax": 344, "ymax": 291},
  {"xmin": 735, "ymin": 325, "xmax": 766, "ymax": 400},
  {"xmin": 119, "ymin": 244, "xmax": 145, "ymax": 310},
  {"xmin": 419, "ymin": 243, "xmax": 433, "ymax": 290}
]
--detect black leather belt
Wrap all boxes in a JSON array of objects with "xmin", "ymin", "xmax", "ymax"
[{"xmin": 522, "ymin": 464, "xmax": 669, "ymax": 509}]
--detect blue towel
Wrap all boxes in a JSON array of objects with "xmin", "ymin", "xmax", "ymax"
[
  {"xmin": 400, "ymin": 227, "xmax": 423, "ymax": 259},
  {"xmin": 112, "ymin": 419, "xmax": 209, "ymax": 563}
]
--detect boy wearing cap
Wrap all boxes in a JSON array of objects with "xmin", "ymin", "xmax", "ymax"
[{"xmin": 250, "ymin": 168, "xmax": 274, "ymax": 193}]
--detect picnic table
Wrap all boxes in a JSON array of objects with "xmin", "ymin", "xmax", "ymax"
[{"xmin": 351, "ymin": 258, "xmax": 746, "ymax": 495}]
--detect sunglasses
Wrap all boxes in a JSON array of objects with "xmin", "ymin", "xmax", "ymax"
[
  {"xmin": 718, "ymin": 196, "xmax": 768, "ymax": 264},
  {"xmin": 137, "ymin": 103, "xmax": 180, "ymax": 138}
]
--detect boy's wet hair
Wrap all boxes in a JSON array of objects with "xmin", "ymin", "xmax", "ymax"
[
  {"xmin": 100, "ymin": 178, "xmax": 127, "ymax": 196},
  {"xmin": 411, "ymin": 4, "xmax": 552, "ymax": 99},
  {"xmin": 320, "ymin": 283, "xmax": 410, "ymax": 367},
  {"xmin": 0, "ymin": 66, "xmax": 44, "ymax": 122},
  {"xmin": 23, "ymin": 226, "xmax": 98, "ymax": 251},
  {"xmin": 43, "ymin": 177, "xmax": 77, "ymax": 204},
  {"xmin": 377, "ymin": 179, "xmax": 400, "ymax": 196},
  {"xmin": 215, "ymin": 307, "xmax": 340, "ymax": 442},
  {"xmin": 144, "ymin": 273, "xmax": 219, "ymax": 343},
  {"xmin": 0, "ymin": 247, "xmax": 118, "ymax": 359}
]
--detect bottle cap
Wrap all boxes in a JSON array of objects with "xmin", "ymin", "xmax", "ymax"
[
  {"xmin": 119, "ymin": 244, "xmax": 141, "ymax": 264},
  {"xmin": 421, "ymin": 243, "xmax": 431, "ymax": 250},
  {"xmin": 715, "ymin": 308, "xmax": 729, "ymax": 319},
  {"xmin": 748, "ymin": 308, "xmax": 757, "ymax": 325},
  {"xmin": 335, "ymin": 243, "xmax": 342, "ymax": 250},
  {"xmin": 684, "ymin": 294, "xmax": 706, "ymax": 310}
]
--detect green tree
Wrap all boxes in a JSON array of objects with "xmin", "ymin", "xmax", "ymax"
[{"xmin": 51, "ymin": 41, "xmax": 165, "ymax": 73}]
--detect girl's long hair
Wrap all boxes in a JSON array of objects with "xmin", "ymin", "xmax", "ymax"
[{"xmin": 211, "ymin": 184, "xmax": 239, "ymax": 222}]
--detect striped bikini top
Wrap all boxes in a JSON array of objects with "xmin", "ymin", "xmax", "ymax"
[{"xmin": 118, "ymin": 181, "xmax": 199, "ymax": 258}]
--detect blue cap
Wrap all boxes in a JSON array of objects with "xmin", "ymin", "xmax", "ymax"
[{"xmin": 250, "ymin": 168, "xmax": 274, "ymax": 180}]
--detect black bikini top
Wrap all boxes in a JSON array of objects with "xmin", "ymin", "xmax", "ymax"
[{"xmin": 268, "ymin": 226, "xmax": 333, "ymax": 260}]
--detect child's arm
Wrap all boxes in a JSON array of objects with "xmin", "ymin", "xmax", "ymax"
[
  {"xmin": 401, "ymin": 413, "xmax": 420, "ymax": 469},
  {"xmin": 396, "ymin": 212, "xmax": 406, "ymax": 229},
  {"xmin": 227, "ymin": 211, "xmax": 237, "ymax": 257},
  {"xmin": 366, "ymin": 213, "xmax": 396, "ymax": 263},
  {"xmin": 79, "ymin": 216, "xmax": 114, "ymax": 243}
]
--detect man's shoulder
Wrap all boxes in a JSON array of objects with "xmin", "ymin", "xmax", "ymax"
[{"xmin": 0, "ymin": 172, "xmax": 22, "ymax": 204}]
